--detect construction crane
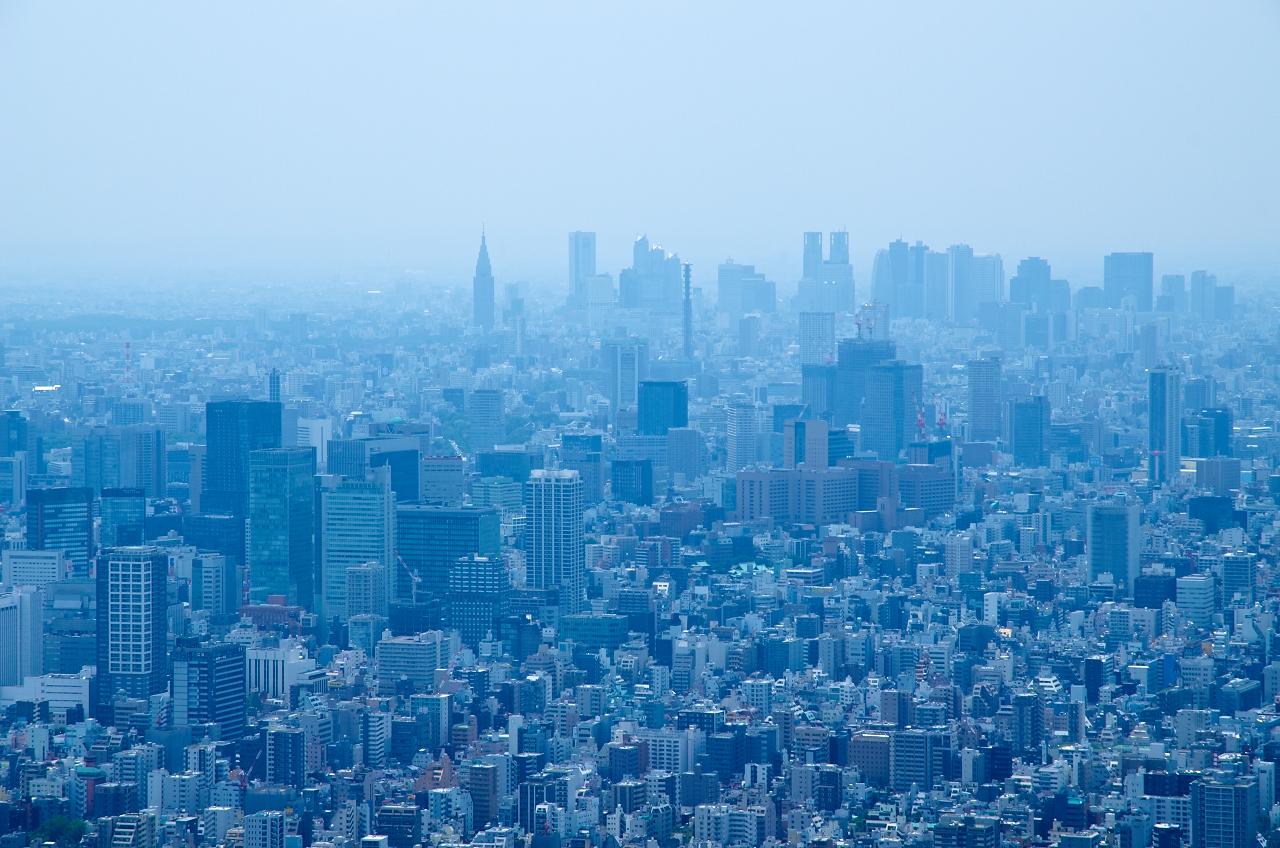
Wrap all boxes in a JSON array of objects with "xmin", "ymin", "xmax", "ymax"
[
  {"xmin": 934, "ymin": 393, "xmax": 947, "ymax": 429},
  {"xmin": 912, "ymin": 392, "xmax": 927, "ymax": 440}
]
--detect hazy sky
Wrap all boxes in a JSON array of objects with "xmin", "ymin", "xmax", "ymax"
[{"xmin": 2, "ymin": 2, "xmax": 1278, "ymax": 293}]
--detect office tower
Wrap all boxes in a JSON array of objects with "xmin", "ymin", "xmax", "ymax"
[
  {"xmin": 327, "ymin": 436, "xmax": 422, "ymax": 502},
  {"xmin": 683, "ymin": 263, "xmax": 695, "ymax": 359},
  {"xmin": 738, "ymin": 315, "xmax": 760, "ymax": 358},
  {"xmin": 899, "ymin": 241, "xmax": 927, "ymax": 318},
  {"xmin": 1176, "ymin": 573, "xmax": 1214, "ymax": 629},
  {"xmin": 924, "ymin": 250, "xmax": 950, "ymax": 321},
  {"xmin": 266, "ymin": 727, "xmax": 305, "ymax": 789},
  {"xmin": 247, "ymin": 447, "xmax": 316, "ymax": 608},
  {"xmin": 801, "ymin": 364, "xmax": 837, "ymax": 422},
  {"xmin": 612, "ymin": 459, "xmax": 653, "ymax": 505},
  {"xmin": 1149, "ymin": 368, "xmax": 1183, "ymax": 484},
  {"xmin": 638, "ymin": 381, "xmax": 689, "ymax": 436},
  {"xmin": 602, "ymin": 338, "xmax": 650, "ymax": 418},
  {"xmin": 1139, "ymin": 322, "xmax": 1158, "ymax": 369},
  {"xmin": 446, "ymin": 555, "xmax": 510, "ymax": 649},
  {"xmin": 966, "ymin": 358, "xmax": 1001, "ymax": 442},
  {"xmin": 191, "ymin": 553, "xmax": 237, "ymax": 617},
  {"xmin": 395, "ymin": 505, "xmax": 501, "ymax": 602},
  {"xmin": 827, "ymin": 230, "xmax": 855, "ymax": 310},
  {"xmin": 525, "ymin": 469, "xmax": 585, "ymax": 615},
  {"xmin": 1189, "ymin": 270, "xmax": 1217, "ymax": 316},
  {"xmin": 1, "ymin": 550, "xmax": 65, "ymax": 587},
  {"xmin": 96, "ymin": 546, "xmax": 168, "ymax": 718},
  {"xmin": 1087, "ymin": 502, "xmax": 1140, "ymax": 596},
  {"xmin": 421, "ymin": 455, "xmax": 466, "ymax": 506},
  {"xmin": 1104, "ymin": 252, "xmax": 1154, "ymax": 311},
  {"xmin": 863, "ymin": 361, "xmax": 923, "ymax": 462},
  {"xmin": 1222, "ymin": 551, "xmax": 1255, "ymax": 605},
  {"xmin": 72, "ymin": 425, "xmax": 167, "ymax": 498},
  {"xmin": 619, "ymin": 236, "xmax": 682, "ymax": 309},
  {"xmin": 802, "ymin": 232, "xmax": 823, "ymax": 281},
  {"xmin": 1009, "ymin": 257, "xmax": 1050, "ymax": 308},
  {"xmin": 473, "ymin": 233, "xmax": 495, "ymax": 330},
  {"xmin": 1183, "ymin": 377, "xmax": 1213, "ymax": 415},
  {"xmin": 171, "ymin": 638, "xmax": 246, "ymax": 740},
  {"xmin": 268, "ymin": 368, "xmax": 281, "ymax": 403},
  {"xmin": 101, "ymin": 488, "xmax": 145, "ymax": 547},
  {"xmin": 470, "ymin": 389, "xmax": 506, "ymax": 453},
  {"xmin": 667, "ymin": 428, "xmax": 708, "ymax": 481},
  {"xmin": 947, "ymin": 244, "xmax": 975, "ymax": 322},
  {"xmin": 971, "ymin": 253, "xmax": 1004, "ymax": 307},
  {"xmin": 726, "ymin": 401, "xmax": 759, "ymax": 473},
  {"xmin": 346, "ymin": 563, "xmax": 389, "ymax": 618},
  {"xmin": 113, "ymin": 398, "xmax": 149, "ymax": 426},
  {"xmin": 1191, "ymin": 772, "xmax": 1258, "ymax": 848},
  {"xmin": 717, "ymin": 262, "xmax": 775, "ymax": 318},
  {"xmin": 0, "ymin": 451, "xmax": 25, "ymax": 508},
  {"xmin": 1159, "ymin": 274, "xmax": 1188, "ymax": 312},
  {"xmin": 799, "ymin": 312, "xmax": 836, "ymax": 365},
  {"xmin": 1214, "ymin": 284, "xmax": 1235, "ymax": 321},
  {"xmin": 29, "ymin": 487, "xmax": 94, "ymax": 580},
  {"xmin": 318, "ymin": 469, "xmax": 394, "ymax": 621},
  {"xmin": 561, "ymin": 433, "xmax": 604, "ymax": 503},
  {"xmin": 0, "ymin": 410, "xmax": 28, "ymax": 457},
  {"xmin": 0, "ymin": 586, "xmax": 42, "ymax": 686},
  {"xmin": 1006, "ymin": 396, "xmax": 1049, "ymax": 468},
  {"xmin": 1197, "ymin": 408, "xmax": 1232, "ymax": 457},
  {"xmin": 569, "ymin": 231, "xmax": 596, "ymax": 306},
  {"xmin": 784, "ymin": 419, "xmax": 828, "ymax": 469},
  {"xmin": 934, "ymin": 817, "xmax": 999, "ymax": 848},
  {"xmin": 205, "ymin": 400, "xmax": 283, "ymax": 515},
  {"xmin": 244, "ymin": 811, "xmax": 285, "ymax": 848},
  {"xmin": 835, "ymin": 338, "xmax": 896, "ymax": 427}
]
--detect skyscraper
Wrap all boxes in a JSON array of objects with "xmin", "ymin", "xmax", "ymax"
[
  {"xmin": 863, "ymin": 361, "xmax": 923, "ymax": 462},
  {"xmin": 470, "ymin": 389, "xmax": 506, "ymax": 453},
  {"xmin": 802, "ymin": 232, "xmax": 823, "ymax": 281},
  {"xmin": 611, "ymin": 459, "xmax": 653, "ymax": 505},
  {"xmin": 191, "ymin": 553, "xmax": 237, "ymax": 617},
  {"xmin": 801, "ymin": 364, "xmax": 838, "ymax": 422},
  {"xmin": 798, "ymin": 312, "xmax": 836, "ymax": 365},
  {"xmin": 947, "ymin": 244, "xmax": 975, "ymax": 323},
  {"xmin": 72, "ymin": 425, "xmax": 167, "ymax": 498},
  {"xmin": 1149, "ymin": 368, "xmax": 1182, "ymax": 484},
  {"xmin": 247, "ymin": 447, "xmax": 316, "ymax": 607},
  {"xmin": 205, "ymin": 400, "xmax": 283, "ymax": 516},
  {"xmin": 638, "ymin": 381, "xmax": 689, "ymax": 436},
  {"xmin": 1087, "ymin": 501, "xmax": 1140, "ymax": 597},
  {"xmin": 244, "ymin": 811, "xmax": 285, "ymax": 848},
  {"xmin": 318, "ymin": 468, "xmax": 395, "ymax": 621},
  {"xmin": 525, "ymin": 469, "xmax": 585, "ymax": 616},
  {"xmin": 100, "ymin": 488, "xmax": 145, "ymax": 548},
  {"xmin": 1191, "ymin": 772, "xmax": 1258, "ymax": 848},
  {"xmin": 569, "ymin": 231, "xmax": 596, "ymax": 306},
  {"xmin": 966, "ymin": 358, "xmax": 1001, "ymax": 442},
  {"xmin": 171, "ymin": 638, "xmax": 247, "ymax": 740},
  {"xmin": 1006, "ymin": 396, "xmax": 1049, "ymax": 468},
  {"xmin": 395, "ymin": 505, "xmax": 501, "ymax": 602},
  {"xmin": 619, "ymin": 236, "xmax": 682, "ymax": 310},
  {"xmin": 835, "ymin": 338, "xmax": 896, "ymax": 427},
  {"xmin": 602, "ymin": 339, "xmax": 650, "ymax": 419},
  {"xmin": 726, "ymin": 401, "xmax": 759, "ymax": 473},
  {"xmin": 345, "ymin": 562, "xmax": 389, "ymax": 618},
  {"xmin": 446, "ymin": 555, "xmax": 510, "ymax": 649},
  {"xmin": 96, "ymin": 546, "xmax": 168, "ymax": 720},
  {"xmin": 1104, "ymin": 252, "xmax": 1154, "ymax": 311},
  {"xmin": 29, "ymin": 487, "xmax": 94, "ymax": 580},
  {"xmin": 474, "ymin": 233, "xmax": 495, "ymax": 330},
  {"xmin": 924, "ymin": 251, "xmax": 950, "ymax": 321}
]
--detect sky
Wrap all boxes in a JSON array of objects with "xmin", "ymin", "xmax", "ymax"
[{"xmin": 1, "ymin": 1, "xmax": 1278, "ymax": 295}]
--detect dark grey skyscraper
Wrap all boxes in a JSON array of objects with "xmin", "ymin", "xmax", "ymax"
[
  {"xmin": 446, "ymin": 555, "xmax": 510, "ymax": 649},
  {"xmin": 29, "ymin": 487, "xmax": 94, "ymax": 580},
  {"xmin": 395, "ymin": 505, "xmax": 501, "ymax": 602},
  {"xmin": 1006, "ymin": 396, "xmax": 1049, "ymax": 468},
  {"xmin": 638, "ymin": 381, "xmax": 688, "ymax": 436},
  {"xmin": 863, "ymin": 361, "xmax": 923, "ymax": 461},
  {"xmin": 1088, "ymin": 501, "xmax": 1139, "ymax": 596},
  {"xmin": 247, "ymin": 447, "xmax": 316, "ymax": 607},
  {"xmin": 474, "ymin": 232, "xmax": 495, "ymax": 330},
  {"xmin": 835, "ymin": 338, "xmax": 896, "ymax": 427},
  {"xmin": 205, "ymin": 400, "xmax": 282, "ymax": 516},
  {"xmin": 171, "ymin": 637, "xmax": 247, "ymax": 740},
  {"xmin": 100, "ymin": 488, "xmax": 145, "ymax": 547},
  {"xmin": 1104, "ymin": 252, "xmax": 1154, "ymax": 311}
]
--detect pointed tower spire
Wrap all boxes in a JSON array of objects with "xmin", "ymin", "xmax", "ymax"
[{"xmin": 473, "ymin": 231, "xmax": 494, "ymax": 330}]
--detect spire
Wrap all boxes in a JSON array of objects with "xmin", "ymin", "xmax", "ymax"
[{"xmin": 476, "ymin": 231, "xmax": 492, "ymax": 279}]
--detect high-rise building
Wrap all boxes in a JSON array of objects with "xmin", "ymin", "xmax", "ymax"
[
  {"xmin": 1087, "ymin": 501, "xmax": 1140, "ymax": 597},
  {"xmin": 327, "ymin": 436, "xmax": 422, "ymax": 502},
  {"xmin": 619, "ymin": 236, "xmax": 682, "ymax": 310},
  {"xmin": 717, "ymin": 262, "xmax": 775, "ymax": 318},
  {"xmin": 192, "ymin": 553, "xmax": 237, "ymax": 617},
  {"xmin": 569, "ymin": 231, "xmax": 596, "ymax": 306},
  {"xmin": 474, "ymin": 233, "xmax": 495, "ymax": 330},
  {"xmin": 1176, "ymin": 573, "xmax": 1215, "ymax": 629},
  {"xmin": 29, "ymin": 487, "xmax": 94, "ymax": 580},
  {"xmin": 247, "ymin": 448, "xmax": 316, "ymax": 607},
  {"xmin": 602, "ymin": 339, "xmax": 650, "ymax": 419},
  {"xmin": 1104, "ymin": 252, "xmax": 1154, "ymax": 311},
  {"xmin": 966, "ymin": 358, "xmax": 1001, "ymax": 442},
  {"xmin": 171, "ymin": 638, "xmax": 247, "ymax": 740},
  {"xmin": 0, "ymin": 586, "xmax": 42, "ymax": 687},
  {"xmin": 0, "ymin": 410, "xmax": 29, "ymax": 458},
  {"xmin": 470, "ymin": 389, "xmax": 506, "ymax": 453},
  {"xmin": 799, "ymin": 312, "xmax": 836, "ymax": 366},
  {"xmin": 318, "ymin": 468, "xmax": 394, "ymax": 621},
  {"xmin": 345, "ymin": 562, "xmax": 389, "ymax": 618},
  {"xmin": 835, "ymin": 338, "xmax": 896, "ymax": 427},
  {"xmin": 947, "ymin": 244, "xmax": 975, "ymax": 323},
  {"xmin": 395, "ymin": 505, "xmax": 501, "ymax": 602},
  {"xmin": 1149, "ymin": 367, "xmax": 1183, "ymax": 484},
  {"xmin": 1006, "ymin": 396, "xmax": 1049, "ymax": 468},
  {"xmin": 971, "ymin": 254, "xmax": 1004, "ymax": 308},
  {"xmin": 244, "ymin": 811, "xmax": 285, "ymax": 848},
  {"xmin": 446, "ymin": 555, "xmax": 510, "ymax": 649},
  {"xmin": 801, "ymin": 364, "xmax": 838, "ymax": 422},
  {"xmin": 726, "ymin": 402, "xmax": 759, "ymax": 473},
  {"xmin": 205, "ymin": 400, "xmax": 282, "ymax": 516},
  {"xmin": 1222, "ymin": 551, "xmax": 1256, "ymax": 606},
  {"xmin": 72, "ymin": 425, "xmax": 167, "ymax": 498},
  {"xmin": 525, "ymin": 469, "xmax": 585, "ymax": 616},
  {"xmin": 420, "ymin": 455, "xmax": 466, "ymax": 506},
  {"xmin": 924, "ymin": 251, "xmax": 950, "ymax": 321},
  {"xmin": 863, "ymin": 361, "xmax": 923, "ymax": 462},
  {"xmin": 1190, "ymin": 270, "xmax": 1218, "ymax": 317},
  {"xmin": 561, "ymin": 433, "xmax": 604, "ymax": 503},
  {"xmin": 638, "ymin": 381, "xmax": 689, "ymax": 437},
  {"xmin": 611, "ymin": 459, "xmax": 653, "ymax": 506},
  {"xmin": 1159, "ymin": 274, "xmax": 1188, "ymax": 312},
  {"xmin": 1191, "ymin": 772, "xmax": 1257, "ymax": 848},
  {"xmin": 96, "ymin": 546, "xmax": 168, "ymax": 719},
  {"xmin": 266, "ymin": 728, "xmax": 306, "ymax": 789},
  {"xmin": 667, "ymin": 428, "xmax": 707, "ymax": 482},
  {"xmin": 783, "ymin": 419, "xmax": 829, "ymax": 469},
  {"xmin": 100, "ymin": 488, "xmax": 145, "ymax": 548}
]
